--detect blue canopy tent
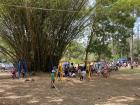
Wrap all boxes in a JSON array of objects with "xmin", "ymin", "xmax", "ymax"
[{"xmin": 118, "ymin": 58, "xmax": 127, "ymax": 63}]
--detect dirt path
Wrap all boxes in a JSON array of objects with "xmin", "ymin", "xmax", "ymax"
[{"xmin": 0, "ymin": 70, "xmax": 140, "ymax": 105}]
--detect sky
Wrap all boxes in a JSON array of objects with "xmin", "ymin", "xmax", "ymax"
[
  {"xmin": 134, "ymin": 17, "xmax": 140, "ymax": 37},
  {"xmin": 78, "ymin": 0, "xmax": 140, "ymax": 45},
  {"xmin": 78, "ymin": 17, "xmax": 140, "ymax": 46},
  {"xmin": 89, "ymin": 0, "xmax": 95, "ymax": 5},
  {"xmin": 89, "ymin": 0, "xmax": 140, "ymax": 38}
]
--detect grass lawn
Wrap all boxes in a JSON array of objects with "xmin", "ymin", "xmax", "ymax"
[{"xmin": 119, "ymin": 67, "xmax": 140, "ymax": 74}]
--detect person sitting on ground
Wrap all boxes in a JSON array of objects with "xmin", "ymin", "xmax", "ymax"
[
  {"xmin": 71, "ymin": 67, "xmax": 76, "ymax": 78},
  {"xmin": 72, "ymin": 72, "xmax": 76, "ymax": 77},
  {"xmin": 51, "ymin": 66, "xmax": 56, "ymax": 88}
]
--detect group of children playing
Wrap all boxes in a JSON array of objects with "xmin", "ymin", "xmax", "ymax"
[
  {"xmin": 11, "ymin": 67, "xmax": 25, "ymax": 79},
  {"xmin": 50, "ymin": 62, "xmax": 110, "ymax": 88},
  {"xmin": 10, "ymin": 61, "xmax": 109, "ymax": 88}
]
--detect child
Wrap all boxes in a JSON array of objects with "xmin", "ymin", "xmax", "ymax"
[
  {"xmin": 57, "ymin": 63, "xmax": 63, "ymax": 80},
  {"xmin": 102, "ymin": 64, "xmax": 109, "ymax": 78},
  {"xmin": 80, "ymin": 66, "xmax": 86, "ymax": 81},
  {"xmin": 51, "ymin": 67, "xmax": 56, "ymax": 88},
  {"xmin": 78, "ymin": 66, "xmax": 81, "ymax": 78},
  {"xmin": 21, "ymin": 68, "xmax": 25, "ymax": 78},
  {"xmin": 64, "ymin": 65, "xmax": 68, "ymax": 77},
  {"xmin": 79, "ymin": 66, "xmax": 83, "ymax": 81},
  {"xmin": 81, "ymin": 70, "xmax": 86, "ymax": 80},
  {"xmin": 11, "ymin": 67, "xmax": 17, "ymax": 79}
]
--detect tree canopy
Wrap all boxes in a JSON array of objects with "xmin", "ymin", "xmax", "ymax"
[
  {"xmin": 0, "ymin": 0, "xmax": 92, "ymax": 71},
  {"xmin": 0, "ymin": 0, "xmax": 140, "ymax": 69},
  {"xmin": 85, "ymin": 0, "xmax": 139, "ymax": 61}
]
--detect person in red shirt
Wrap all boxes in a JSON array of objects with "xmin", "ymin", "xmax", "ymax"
[
  {"xmin": 11, "ymin": 67, "xmax": 17, "ymax": 79},
  {"xmin": 102, "ymin": 63, "xmax": 109, "ymax": 78}
]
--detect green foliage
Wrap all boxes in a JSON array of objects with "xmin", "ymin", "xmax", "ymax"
[
  {"xmin": 0, "ymin": 0, "xmax": 92, "ymax": 71},
  {"xmin": 86, "ymin": 0, "xmax": 138, "ymax": 61},
  {"xmin": 133, "ymin": 38, "xmax": 140, "ymax": 57},
  {"xmin": 63, "ymin": 41, "xmax": 85, "ymax": 63},
  {"xmin": 0, "ymin": 37, "xmax": 13, "ymax": 62},
  {"xmin": 89, "ymin": 39, "xmax": 112, "ymax": 59}
]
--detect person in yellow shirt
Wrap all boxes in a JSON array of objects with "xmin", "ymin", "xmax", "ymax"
[
  {"xmin": 57, "ymin": 63, "xmax": 63, "ymax": 80},
  {"xmin": 86, "ymin": 62, "xmax": 91, "ymax": 80}
]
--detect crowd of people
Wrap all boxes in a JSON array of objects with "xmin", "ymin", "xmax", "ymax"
[
  {"xmin": 53, "ymin": 60, "xmax": 139, "ymax": 80},
  {"xmin": 51, "ymin": 61, "xmax": 115, "ymax": 88},
  {"xmin": 55, "ymin": 61, "xmax": 112, "ymax": 80},
  {"xmin": 1, "ymin": 59, "xmax": 139, "ymax": 89}
]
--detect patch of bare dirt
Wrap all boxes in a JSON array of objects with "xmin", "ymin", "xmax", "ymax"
[{"xmin": 0, "ymin": 70, "xmax": 140, "ymax": 105}]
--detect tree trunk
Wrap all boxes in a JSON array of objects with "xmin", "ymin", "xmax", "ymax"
[{"xmin": 85, "ymin": 31, "xmax": 94, "ymax": 66}]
